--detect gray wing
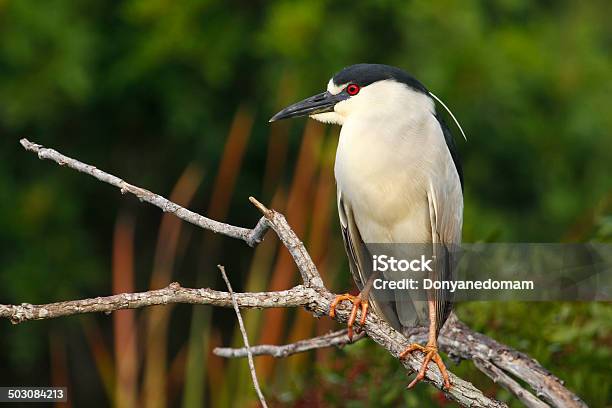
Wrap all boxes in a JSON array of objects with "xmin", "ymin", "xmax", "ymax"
[
  {"xmin": 425, "ymin": 114, "xmax": 464, "ymax": 334},
  {"xmin": 427, "ymin": 174, "xmax": 463, "ymax": 334},
  {"xmin": 337, "ymin": 190, "xmax": 402, "ymax": 331}
]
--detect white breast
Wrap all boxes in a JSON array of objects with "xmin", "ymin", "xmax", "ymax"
[{"xmin": 334, "ymin": 109, "xmax": 452, "ymax": 244}]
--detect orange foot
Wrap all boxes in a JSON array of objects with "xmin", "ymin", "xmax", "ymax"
[
  {"xmin": 329, "ymin": 293, "xmax": 369, "ymax": 341},
  {"xmin": 399, "ymin": 343, "xmax": 451, "ymax": 390}
]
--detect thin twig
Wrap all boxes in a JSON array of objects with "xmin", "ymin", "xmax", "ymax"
[
  {"xmin": 213, "ymin": 329, "xmax": 365, "ymax": 358},
  {"xmin": 218, "ymin": 265, "xmax": 268, "ymax": 408}
]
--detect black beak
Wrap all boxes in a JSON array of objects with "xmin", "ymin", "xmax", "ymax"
[{"xmin": 269, "ymin": 91, "xmax": 347, "ymax": 122}]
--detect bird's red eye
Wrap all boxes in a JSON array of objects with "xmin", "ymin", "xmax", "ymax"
[{"xmin": 346, "ymin": 84, "xmax": 360, "ymax": 96}]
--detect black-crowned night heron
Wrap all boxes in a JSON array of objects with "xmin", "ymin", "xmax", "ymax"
[{"xmin": 270, "ymin": 63, "xmax": 464, "ymax": 389}]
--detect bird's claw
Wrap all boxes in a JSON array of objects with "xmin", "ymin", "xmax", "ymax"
[
  {"xmin": 329, "ymin": 293, "xmax": 369, "ymax": 341},
  {"xmin": 399, "ymin": 343, "xmax": 451, "ymax": 390}
]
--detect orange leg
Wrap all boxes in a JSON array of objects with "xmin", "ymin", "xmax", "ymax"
[
  {"xmin": 399, "ymin": 300, "xmax": 451, "ymax": 390},
  {"xmin": 329, "ymin": 274, "xmax": 378, "ymax": 340},
  {"xmin": 329, "ymin": 293, "xmax": 369, "ymax": 341}
]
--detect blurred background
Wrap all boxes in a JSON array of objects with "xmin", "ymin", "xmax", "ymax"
[{"xmin": 1, "ymin": 0, "xmax": 611, "ymax": 406}]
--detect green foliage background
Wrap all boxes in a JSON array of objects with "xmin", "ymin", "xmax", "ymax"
[{"xmin": 1, "ymin": 0, "xmax": 610, "ymax": 406}]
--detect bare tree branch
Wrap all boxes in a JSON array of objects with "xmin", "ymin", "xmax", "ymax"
[
  {"xmin": 248, "ymin": 196, "xmax": 324, "ymax": 288},
  {"xmin": 213, "ymin": 317, "xmax": 573, "ymax": 408},
  {"xmin": 473, "ymin": 358, "xmax": 548, "ymax": 408},
  {"xmin": 18, "ymin": 139, "xmax": 268, "ymax": 247},
  {"xmin": 218, "ymin": 265, "xmax": 268, "ymax": 408},
  {"xmin": 0, "ymin": 283, "xmax": 311, "ymax": 324},
  {"xmin": 8, "ymin": 138, "xmax": 588, "ymax": 408},
  {"xmin": 214, "ymin": 329, "xmax": 365, "ymax": 358},
  {"xmin": 437, "ymin": 315, "xmax": 586, "ymax": 408},
  {"xmin": 1, "ymin": 283, "xmax": 504, "ymax": 407}
]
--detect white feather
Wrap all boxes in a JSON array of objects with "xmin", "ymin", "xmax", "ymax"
[{"xmin": 429, "ymin": 92, "xmax": 468, "ymax": 141}]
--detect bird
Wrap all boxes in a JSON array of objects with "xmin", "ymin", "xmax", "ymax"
[{"xmin": 269, "ymin": 63, "xmax": 464, "ymax": 390}]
